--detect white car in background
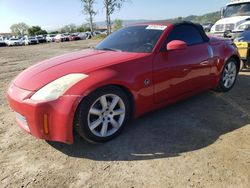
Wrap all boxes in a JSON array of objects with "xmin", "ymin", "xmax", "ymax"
[
  {"xmin": 24, "ymin": 36, "xmax": 39, "ymax": 45},
  {"xmin": 6, "ymin": 38, "xmax": 24, "ymax": 46},
  {"xmin": 78, "ymin": 32, "xmax": 89, "ymax": 40},
  {"xmin": 46, "ymin": 34, "xmax": 56, "ymax": 42},
  {"xmin": 54, "ymin": 34, "xmax": 67, "ymax": 42},
  {"xmin": 0, "ymin": 37, "xmax": 6, "ymax": 46}
]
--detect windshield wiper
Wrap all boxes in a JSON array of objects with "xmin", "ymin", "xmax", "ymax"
[{"xmin": 96, "ymin": 47, "xmax": 122, "ymax": 52}]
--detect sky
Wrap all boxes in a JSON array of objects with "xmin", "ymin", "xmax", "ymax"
[{"xmin": 0, "ymin": 0, "xmax": 229, "ymax": 33}]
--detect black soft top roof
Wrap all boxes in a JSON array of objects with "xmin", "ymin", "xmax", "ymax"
[
  {"xmin": 134, "ymin": 20, "xmax": 210, "ymax": 42},
  {"xmin": 172, "ymin": 21, "xmax": 210, "ymax": 42}
]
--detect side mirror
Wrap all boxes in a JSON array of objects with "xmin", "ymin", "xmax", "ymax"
[
  {"xmin": 221, "ymin": 7, "xmax": 225, "ymax": 18},
  {"xmin": 167, "ymin": 40, "xmax": 187, "ymax": 51}
]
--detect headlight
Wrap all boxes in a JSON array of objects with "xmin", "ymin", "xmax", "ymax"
[
  {"xmin": 31, "ymin": 73, "xmax": 88, "ymax": 101},
  {"xmin": 238, "ymin": 24, "xmax": 250, "ymax": 31}
]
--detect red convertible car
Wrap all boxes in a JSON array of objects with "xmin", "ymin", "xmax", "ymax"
[{"xmin": 7, "ymin": 21, "xmax": 240, "ymax": 144}]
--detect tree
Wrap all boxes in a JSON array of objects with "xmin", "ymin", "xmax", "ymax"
[
  {"xmin": 77, "ymin": 24, "xmax": 91, "ymax": 32},
  {"xmin": 60, "ymin": 24, "xmax": 77, "ymax": 33},
  {"xmin": 104, "ymin": 0, "xmax": 126, "ymax": 35},
  {"xmin": 114, "ymin": 19, "xmax": 123, "ymax": 30},
  {"xmin": 28, "ymin": 26, "xmax": 47, "ymax": 36},
  {"xmin": 10, "ymin": 22, "xmax": 29, "ymax": 36},
  {"xmin": 81, "ymin": 0, "xmax": 97, "ymax": 35}
]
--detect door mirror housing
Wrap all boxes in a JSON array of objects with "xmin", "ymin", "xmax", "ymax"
[{"xmin": 167, "ymin": 40, "xmax": 187, "ymax": 51}]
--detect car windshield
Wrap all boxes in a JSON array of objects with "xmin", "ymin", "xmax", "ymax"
[
  {"xmin": 224, "ymin": 3, "xmax": 250, "ymax": 18},
  {"xmin": 95, "ymin": 25, "xmax": 165, "ymax": 53},
  {"xmin": 29, "ymin": 37, "xmax": 35, "ymax": 39},
  {"xmin": 10, "ymin": 38, "xmax": 18, "ymax": 41}
]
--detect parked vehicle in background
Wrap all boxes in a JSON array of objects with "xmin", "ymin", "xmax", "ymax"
[
  {"xmin": 69, "ymin": 34, "xmax": 81, "ymax": 41},
  {"xmin": 24, "ymin": 36, "xmax": 39, "ymax": 45},
  {"xmin": 6, "ymin": 38, "xmax": 24, "ymax": 46},
  {"xmin": 63, "ymin": 34, "xmax": 70, "ymax": 41},
  {"xmin": 46, "ymin": 34, "xmax": 56, "ymax": 42},
  {"xmin": 211, "ymin": 0, "xmax": 250, "ymax": 38},
  {"xmin": 93, "ymin": 31, "xmax": 102, "ymax": 36},
  {"xmin": 0, "ymin": 37, "xmax": 6, "ymax": 46},
  {"xmin": 78, "ymin": 32, "xmax": 89, "ymax": 40},
  {"xmin": 85, "ymin": 32, "xmax": 92, "ymax": 39},
  {"xmin": 54, "ymin": 34, "xmax": 66, "ymax": 42},
  {"xmin": 202, "ymin": 23, "xmax": 214, "ymax": 32},
  {"xmin": 234, "ymin": 29, "xmax": 250, "ymax": 69},
  {"xmin": 36, "ymin": 36, "xmax": 46, "ymax": 43}
]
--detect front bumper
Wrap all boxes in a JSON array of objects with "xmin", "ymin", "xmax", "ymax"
[{"xmin": 7, "ymin": 83, "xmax": 80, "ymax": 144}]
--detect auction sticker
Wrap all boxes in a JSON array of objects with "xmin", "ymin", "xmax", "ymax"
[{"xmin": 146, "ymin": 25, "xmax": 167, "ymax": 30}]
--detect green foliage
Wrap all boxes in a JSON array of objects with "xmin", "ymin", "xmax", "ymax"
[
  {"xmin": 113, "ymin": 19, "xmax": 123, "ymax": 30},
  {"xmin": 28, "ymin": 26, "xmax": 47, "ymax": 36},
  {"xmin": 10, "ymin": 22, "xmax": 29, "ymax": 35},
  {"xmin": 60, "ymin": 24, "xmax": 77, "ymax": 33},
  {"xmin": 92, "ymin": 34, "xmax": 107, "ymax": 40},
  {"xmin": 49, "ymin": 31, "xmax": 59, "ymax": 34},
  {"xmin": 184, "ymin": 11, "xmax": 221, "ymax": 24},
  {"xmin": 76, "ymin": 24, "xmax": 92, "ymax": 32}
]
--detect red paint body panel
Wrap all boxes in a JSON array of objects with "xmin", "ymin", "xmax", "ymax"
[{"xmin": 7, "ymin": 23, "xmax": 240, "ymax": 144}]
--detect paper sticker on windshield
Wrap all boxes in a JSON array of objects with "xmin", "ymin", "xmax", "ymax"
[{"xmin": 146, "ymin": 25, "xmax": 167, "ymax": 30}]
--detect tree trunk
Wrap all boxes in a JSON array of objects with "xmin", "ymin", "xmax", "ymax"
[
  {"xmin": 90, "ymin": 13, "xmax": 94, "ymax": 35},
  {"xmin": 106, "ymin": 5, "xmax": 110, "ymax": 35},
  {"xmin": 88, "ymin": 1, "xmax": 94, "ymax": 35}
]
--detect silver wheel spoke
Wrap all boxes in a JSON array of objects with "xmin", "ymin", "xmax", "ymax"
[
  {"xmin": 100, "ymin": 96, "xmax": 108, "ymax": 109},
  {"xmin": 89, "ymin": 118, "xmax": 102, "ymax": 130},
  {"xmin": 228, "ymin": 63, "xmax": 232, "ymax": 71},
  {"xmin": 225, "ymin": 79, "xmax": 229, "ymax": 87},
  {"xmin": 113, "ymin": 109, "xmax": 125, "ymax": 116},
  {"xmin": 89, "ymin": 108, "xmax": 102, "ymax": 116},
  {"xmin": 101, "ymin": 121, "xmax": 108, "ymax": 136},
  {"xmin": 223, "ymin": 75, "xmax": 227, "ymax": 81},
  {"xmin": 110, "ymin": 118, "xmax": 120, "ymax": 129},
  {"xmin": 109, "ymin": 96, "xmax": 120, "ymax": 110}
]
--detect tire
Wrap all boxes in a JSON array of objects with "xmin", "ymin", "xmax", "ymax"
[
  {"xmin": 216, "ymin": 58, "xmax": 238, "ymax": 92},
  {"xmin": 74, "ymin": 86, "xmax": 131, "ymax": 143}
]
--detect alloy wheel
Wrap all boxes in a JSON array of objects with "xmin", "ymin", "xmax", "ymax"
[{"xmin": 87, "ymin": 94, "xmax": 126, "ymax": 137}]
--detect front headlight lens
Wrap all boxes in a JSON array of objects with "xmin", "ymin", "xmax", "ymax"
[
  {"xmin": 31, "ymin": 73, "xmax": 88, "ymax": 101},
  {"xmin": 239, "ymin": 24, "xmax": 250, "ymax": 31}
]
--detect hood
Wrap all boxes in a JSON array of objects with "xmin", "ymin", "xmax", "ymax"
[
  {"xmin": 214, "ymin": 16, "xmax": 250, "ymax": 26},
  {"xmin": 14, "ymin": 49, "xmax": 147, "ymax": 91}
]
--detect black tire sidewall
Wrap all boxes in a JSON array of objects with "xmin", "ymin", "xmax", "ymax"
[{"xmin": 75, "ymin": 86, "xmax": 131, "ymax": 143}]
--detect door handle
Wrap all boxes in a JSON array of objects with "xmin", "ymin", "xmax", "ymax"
[{"xmin": 200, "ymin": 61, "xmax": 209, "ymax": 66}]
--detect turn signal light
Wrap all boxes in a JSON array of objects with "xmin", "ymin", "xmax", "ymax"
[{"xmin": 43, "ymin": 114, "xmax": 49, "ymax": 135}]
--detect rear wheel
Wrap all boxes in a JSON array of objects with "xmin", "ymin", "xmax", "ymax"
[
  {"xmin": 74, "ymin": 86, "xmax": 131, "ymax": 143},
  {"xmin": 216, "ymin": 58, "xmax": 238, "ymax": 92}
]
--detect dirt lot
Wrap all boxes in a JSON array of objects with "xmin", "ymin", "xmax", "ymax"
[{"xmin": 0, "ymin": 40, "xmax": 250, "ymax": 188}]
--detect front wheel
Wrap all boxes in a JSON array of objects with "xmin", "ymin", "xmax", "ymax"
[
  {"xmin": 216, "ymin": 58, "xmax": 238, "ymax": 92},
  {"xmin": 74, "ymin": 86, "xmax": 131, "ymax": 143}
]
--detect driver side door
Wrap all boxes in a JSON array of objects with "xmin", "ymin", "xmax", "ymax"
[{"xmin": 153, "ymin": 24, "xmax": 213, "ymax": 103}]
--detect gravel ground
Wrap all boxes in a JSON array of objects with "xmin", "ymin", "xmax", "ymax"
[{"xmin": 0, "ymin": 40, "xmax": 249, "ymax": 188}]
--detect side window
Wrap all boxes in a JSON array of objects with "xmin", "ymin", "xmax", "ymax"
[{"xmin": 165, "ymin": 25, "xmax": 204, "ymax": 47}]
